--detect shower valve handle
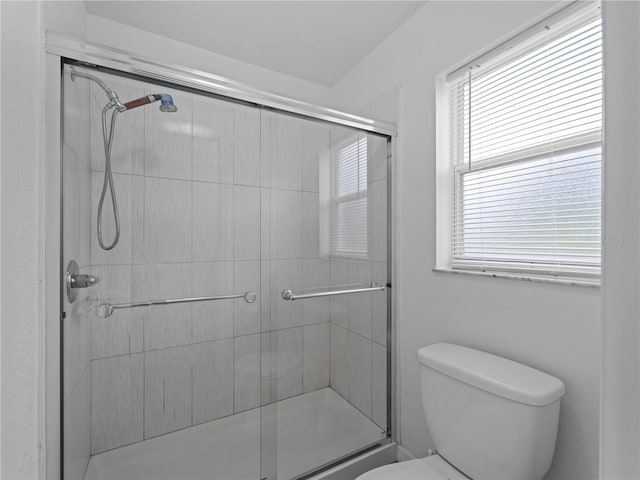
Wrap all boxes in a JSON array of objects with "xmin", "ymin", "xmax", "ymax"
[
  {"xmin": 69, "ymin": 273, "xmax": 100, "ymax": 289},
  {"xmin": 65, "ymin": 260, "xmax": 100, "ymax": 303}
]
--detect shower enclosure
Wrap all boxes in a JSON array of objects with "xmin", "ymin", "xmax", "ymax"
[{"xmin": 61, "ymin": 60, "xmax": 393, "ymax": 480}]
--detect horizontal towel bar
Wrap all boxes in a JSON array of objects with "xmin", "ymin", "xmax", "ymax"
[
  {"xmin": 281, "ymin": 282, "xmax": 385, "ymax": 301},
  {"xmin": 97, "ymin": 292, "xmax": 257, "ymax": 318}
]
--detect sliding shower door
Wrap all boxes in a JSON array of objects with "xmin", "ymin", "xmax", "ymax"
[
  {"xmin": 262, "ymin": 113, "xmax": 390, "ymax": 479},
  {"xmin": 61, "ymin": 63, "xmax": 94, "ymax": 480},
  {"xmin": 61, "ymin": 62, "xmax": 390, "ymax": 480}
]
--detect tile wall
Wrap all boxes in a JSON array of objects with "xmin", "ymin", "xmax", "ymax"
[
  {"xmin": 84, "ymin": 70, "xmax": 384, "ymax": 454},
  {"xmin": 83, "ymin": 69, "xmax": 390, "ymax": 455},
  {"xmin": 334, "ymin": 86, "xmax": 400, "ymax": 433},
  {"xmin": 328, "ymin": 131, "xmax": 389, "ymax": 430}
]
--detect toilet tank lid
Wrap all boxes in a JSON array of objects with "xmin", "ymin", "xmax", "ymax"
[{"xmin": 417, "ymin": 343, "xmax": 565, "ymax": 406}]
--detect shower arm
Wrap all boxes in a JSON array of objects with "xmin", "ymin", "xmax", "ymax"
[
  {"xmin": 70, "ymin": 67, "xmax": 126, "ymax": 112},
  {"xmin": 69, "ymin": 67, "xmax": 178, "ymax": 114}
]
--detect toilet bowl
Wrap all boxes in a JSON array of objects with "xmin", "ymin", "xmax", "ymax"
[{"xmin": 356, "ymin": 343, "xmax": 565, "ymax": 480}]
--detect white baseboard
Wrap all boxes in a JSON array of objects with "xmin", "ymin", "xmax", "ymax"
[{"xmin": 396, "ymin": 445, "xmax": 416, "ymax": 462}]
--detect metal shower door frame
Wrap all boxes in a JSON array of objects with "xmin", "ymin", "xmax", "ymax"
[
  {"xmin": 45, "ymin": 33, "xmax": 396, "ymax": 138},
  {"xmin": 48, "ymin": 32, "xmax": 397, "ymax": 480}
]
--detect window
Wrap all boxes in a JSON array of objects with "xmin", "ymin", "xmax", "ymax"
[
  {"xmin": 444, "ymin": 5, "xmax": 602, "ymax": 278},
  {"xmin": 330, "ymin": 136, "xmax": 368, "ymax": 257}
]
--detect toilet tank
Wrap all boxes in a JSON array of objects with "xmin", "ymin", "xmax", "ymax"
[{"xmin": 418, "ymin": 343, "xmax": 565, "ymax": 480}]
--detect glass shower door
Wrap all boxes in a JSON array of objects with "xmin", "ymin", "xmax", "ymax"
[
  {"xmin": 62, "ymin": 64, "xmax": 268, "ymax": 480},
  {"xmin": 61, "ymin": 62, "xmax": 390, "ymax": 480},
  {"xmin": 61, "ymin": 64, "xmax": 94, "ymax": 480},
  {"xmin": 261, "ymin": 112, "xmax": 390, "ymax": 479}
]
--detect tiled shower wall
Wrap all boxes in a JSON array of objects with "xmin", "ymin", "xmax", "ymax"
[
  {"xmin": 85, "ymin": 70, "xmax": 388, "ymax": 455},
  {"xmin": 328, "ymin": 129, "xmax": 389, "ymax": 431},
  {"xmin": 328, "ymin": 86, "xmax": 399, "ymax": 432},
  {"xmin": 334, "ymin": 87, "xmax": 400, "ymax": 432}
]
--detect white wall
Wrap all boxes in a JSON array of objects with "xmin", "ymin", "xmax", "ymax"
[
  {"xmin": 600, "ymin": 1, "xmax": 640, "ymax": 478},
  {"xmin": 332, "ymin": 2, "xmax": 601, "ymax": 479},
  {"xmin": 85, "ymin": 14, "xmax": 335, "ymax": 108},
  {"xmin": 1, "ymin": 1, "xmax": 88, "ymax": 478},
  {"xmin": 1, "ymin": 2, "xmax": 43, "ymax": 478}
]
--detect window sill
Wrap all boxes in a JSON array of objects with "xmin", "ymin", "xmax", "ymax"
[{"xmin": 432, "ymin": 268, "xmax": 600, "ymax": 288}]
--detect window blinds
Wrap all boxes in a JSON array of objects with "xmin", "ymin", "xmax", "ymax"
[
  {"xmin": 451, "ymin": 15, "xmax": 602, "ymax": 275},
  {"xmin": 332, "ymin": 136, "xmax": 368, "ymax": 256}
]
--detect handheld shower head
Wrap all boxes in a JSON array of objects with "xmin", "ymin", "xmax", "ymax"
[
  {"xmin": 122, "ymin": 94, "xmax": 178, "ymax": 112},
  {"xmin": 159, "ymin": 95, "xmax": 178, "ymax": 113}
]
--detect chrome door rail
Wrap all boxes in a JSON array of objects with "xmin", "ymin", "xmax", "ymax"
[
  {"xmin": 97, "ymin": 292, "xmax": 257, "ymax": 318},
  {"xmin": 281, "ymin": 282, "xmax": 385, "ymax": 301},
  {"xmin": 45, "ymin": 33, "xmax": 397, "ymax": 137}
]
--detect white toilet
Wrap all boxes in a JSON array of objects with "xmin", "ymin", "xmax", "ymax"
[{"xmin": 358, "ymin": 343, "xmax": 565, "ymax": 480}]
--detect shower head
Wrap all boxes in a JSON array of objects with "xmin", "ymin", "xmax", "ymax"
[
  {"xmin": 123, "ymin": 94, "xmax": 178, "ymax": 113},
  {"xmin": 159, "ymin": 95, "xmax": 178, "ymax": 113}
]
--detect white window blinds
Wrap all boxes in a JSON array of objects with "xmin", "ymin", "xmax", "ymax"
[
  {"xmin": 331, "ymin": 136, "xmax": 368, "ymax": 257},
  {"xmin": 450, "ymin": 12, "xmax": 602, "ymax": 277}
]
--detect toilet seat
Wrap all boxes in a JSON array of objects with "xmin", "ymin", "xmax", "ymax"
[{"xmin": 356, "ymin": 454, "xmax": 469, "ymax": 480}]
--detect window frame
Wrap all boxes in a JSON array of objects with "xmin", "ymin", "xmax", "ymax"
[{"xmin": 436, "ymin": 2, "xmax": 603, "ymax": 282}]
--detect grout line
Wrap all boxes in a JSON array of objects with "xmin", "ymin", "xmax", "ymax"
[
  {"xmin": 88, "ymin": 168, "xmax": 321, "ymax": 193},
  {"xmin": 232, "ymin": 335, "xmax": 237, "ymax": 414},
  {"xmin": 301, "ymin": 321, "xmax": 305, "ymax": 394},
  {"xmin": 370, "ymin": 327, "xmax": 374, "ymax": 422},
  {"xmin": 142, "ymin": 351, "xmax": 146, "ymax": 441},
  {"xmin": 329, "ymin": 313, "xmax": 333, "ymax": 392},
  {"xmin": 91, "ymin": 323, "xmax": 326, "ymax": 361},
  {"xmin": 189, "ymin": 97, "xmax": 195, "ymax": 362},
  {"xmin": 328, "ymin": 322, "xmax": 380, "ymax": 345},
  {"xmin": 63, "ymin": 140, "xmax": 90, "ymax": 171},
  {"xmin": 62, "ymin": 362, "xmax": 90, "ymax": 409}
]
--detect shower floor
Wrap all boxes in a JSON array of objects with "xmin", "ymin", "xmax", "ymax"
[{"xmin": 84, "ymin": 387, "xmax": 386, "ymax": 480}]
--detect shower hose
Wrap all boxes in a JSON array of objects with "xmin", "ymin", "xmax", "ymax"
[{"xmin": 97, "ymin": 105, "xmax": 121, "ymax": 250}]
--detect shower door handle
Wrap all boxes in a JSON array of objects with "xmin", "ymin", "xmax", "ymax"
[
  {"xmin": 281, "ymin": 282, "xmax": 385, "ymax": 301},
  {"xmin": 65, "ymin": 259, "xmax": 100, "ymax": 303}
]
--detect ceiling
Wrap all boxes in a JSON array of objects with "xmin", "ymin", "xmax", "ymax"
[{"xmin": 85, "ymin": 1, "xmax": 426, "ymax": 86}]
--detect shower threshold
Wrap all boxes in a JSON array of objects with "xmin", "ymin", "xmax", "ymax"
[{"xmin": 84, "ymin": 387, "xmax": 386, "ymax": 480}]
